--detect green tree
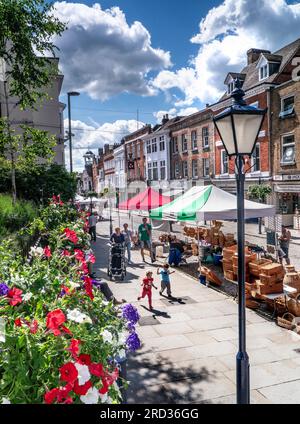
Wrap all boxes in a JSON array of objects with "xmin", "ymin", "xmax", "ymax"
[
  {"xmin": 0, "ymin": 0, "xmax": 66, "ymax": 108},
  {"xmin": 0, "ymin": 118, "xmax": 56, "ymax": 202},
  {"xmin": 248, "ymin": 184, "xmax": 272, "ymax": 203}
]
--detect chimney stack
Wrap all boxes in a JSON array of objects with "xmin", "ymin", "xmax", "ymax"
[
  {"xmin": 162, "ymin": 114, "xmax": 169, "ymax": 125},
  {"xmin": 247, "ymin": 48, "xmax": 270, "ymax": 65}
]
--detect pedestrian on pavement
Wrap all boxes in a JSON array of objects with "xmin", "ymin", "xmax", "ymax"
[
  {"xmin": 88, "ymin": 211, "xmax": 98, "ymax": 242},
  {"xmin": 278, "ymin": 225, "xmax": 291, "ymax": 265},
  {"xmin": 138, "ymin": 217, "xmax": 154, "ymax": 263},
  {"xmin": 110, "ymin": 227, "xmax": 125, "ymax": 244},
  {"xmin": 157, "ymin": 264, "xmax": 175, "ymax": 298},
  {"xmin": 137, "ymin": 270, "xmax": 157, "ymax": 310},
  {"xmin": 122, "ymin": 223, "xmax": 133, "ymax": 264}
]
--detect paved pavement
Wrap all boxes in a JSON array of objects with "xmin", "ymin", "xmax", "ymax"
[{"xmin": 93, "ymin": 217, "xmax": 300, "ymax": 404}]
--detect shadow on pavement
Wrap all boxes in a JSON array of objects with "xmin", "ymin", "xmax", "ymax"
[
  {"xmin": 140, "ymin": 305, "xmax": 171, "ymax": 319},
  {"xmin": 126, "ymin": 353, "xmax": 216, "ymax": 403}
]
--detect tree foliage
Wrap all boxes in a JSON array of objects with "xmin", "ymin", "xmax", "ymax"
[
  {"xmin": 0, "ymin": 164, "xmax": 78, "ymax": 204},
  {"xmin": 0, "ymin": 0, "xmax": 66, "ymax": 108},
  {"xmin": 248, "ymin": 184, "xmax": 272, "ymax": 203}
]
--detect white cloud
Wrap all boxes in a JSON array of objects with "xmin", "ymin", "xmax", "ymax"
[
  {"xmin": 64, "ymin": 118, "xmax": 144, "ymax": 171},
  {"xmin": 153, "ymin": 0, "xmax": 300, "ymax": 105},
  {"xmin": 53, "ymin": 2, "xmax": 171, "ymax": 100}
]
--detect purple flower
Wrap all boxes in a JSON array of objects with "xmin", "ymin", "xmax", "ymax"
[
  {"xmin": 121, "ymin": 304, "xmax": 140, "ymax": 325},
  {"xmin": 0, "ymin": 283, "xmax": 9, "ymax": 296},
  {"xmin": 126, "ymin": 332, "xmax": 141, "ymax": 352},
  {"xmin": 91, "ymin": 279, "xmax": 102, "ymax": 289},
  {"xmin": 59, "ymin": 289, "xmax": 66, "ymax": 298},
  {"xmin": 126, "ymin": 321, "xmax": 136, "ymax": 332}
]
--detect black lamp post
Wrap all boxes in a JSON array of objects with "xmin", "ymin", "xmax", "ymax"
[
  {"xmin": 213, "ymin": 78, "xmax": 266, "ymax": 404},
  {"xmin": 67, "ymin": 91, "xmax": 80, "ymax": 173},
  {"xmin": 83, "ymin": 150, "xmax": 95, "ymax": 212}
]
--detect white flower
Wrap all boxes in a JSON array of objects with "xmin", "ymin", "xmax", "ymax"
[
  {"xmin": 67, "ymin": 309, "xmax": 92, "ymax": 324},
  {"xmin": 113, "ymin": 381, "xmax": 121, "ymax": 397},
  {"xmin": 117, "ymin": 349, "xmax": 126, "ymax": 361},
  {"xmin": 102, "ymin": 329, "xmax": 113, "ymax": 344},
  {"xmin": 99, "ymin": 392, "xmax": 108, "ymax": 403},
  {"xmin": 22, "ymin": 292, "xmax": 33, "ymax": 302},
  {"xmin": 118, "ymin": 331, "xmax": 127, "ymax": 345},
  {"xmin": 75, "ymin": 363, "xmax": 91, "ymax": 385},
  {"xmin": 69, "ymin": 281, "xmax": 80, "ymax": 289},
  {"xmin": 2, "ymin": 398, "xmax": 10, "ymax": 404},
  {"xmin": 30, "ymin": 247, "xmax": 43, "ymax": 257},
  {"xmin": 80, "ymin": 387, "xmax": 99, "ymax": 404}
]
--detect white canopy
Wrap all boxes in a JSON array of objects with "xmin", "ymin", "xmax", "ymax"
[{"xmin": 150, "ymin": 185, "xmax": 275, "ymax": 222}]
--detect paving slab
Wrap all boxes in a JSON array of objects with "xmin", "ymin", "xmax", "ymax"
[
  {"xmin": 94, "ymin": 218, "xmax": 300, "ymax": 404},
  {"xmin": 258, "ymin": 380, "xmax": 300, "ymax": 404}
]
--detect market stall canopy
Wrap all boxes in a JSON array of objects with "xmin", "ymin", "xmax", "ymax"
[
  {"xmin": 150, "ymin": 185, "xmax": 275, "ymax": 221},
  {"xmin": 118, "ymin": 187, "xmax": 171, "ymax": 211},
  {"xmin": 77, "ymin": 197, "xmax": 105, "ymax": 204}
]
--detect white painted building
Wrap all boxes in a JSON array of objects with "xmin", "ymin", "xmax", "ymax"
[
  {"xmin": 113, "ymin": 143, "xmax": 127, "ymax": 202},
  {"xmin": 142, "ymin": 115, "xmax": 175, "ymax": 186}
]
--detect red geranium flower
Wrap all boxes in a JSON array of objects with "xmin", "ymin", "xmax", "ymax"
[
  {"xmin": 62, "ymin": 249, "xmax": 71, "ymax": 257},
  {"xmin": 74, "ymin": 249, "xmax": 85, "ymax": 261},
  {"xmin": 87, "ymin": 254, "xmax": 96, "ymax": 264},
  {"xmin": 68, "ymin": 339, "xmax": 82, "ymax": 360},
  {"xmin": 89, "ymin": 362, "xmax": 104, "ymax": 378},
  {"xmin": 77, "ymin": 354, "xmax": 91, "ymax": 366},
  {"xmin": 73, "ymin": 379, "xmax": 92, "ymax": 396},
  {"xmin": 57, "ymin": 382, "xmax": 74, "ymax": 402},
  {"xmin": 99, "ymin": 368, "xmax": 119, "ymax": 394},
  {"xmin": 63, "ymin": 396, "xmax": 73, "ymax": 404},
  {"xmin": 14, "ymin": 318, "xmax": 22, "ymax": 327},
  {"xmin": 64, "ymin": 228, "xmax": 79, "ymax": 244},
  {"xmin": 29, "ymin": 320, "xmax": 38, "ymax": 334},
  {"xmin": 44, "ymin": 388, "xmax": 59, "ymax": 404},
  {"xmin": 43, "ymin": 246, "xmax": 51, "ymax": 258},
  {"xmin": 46, "ymin": 309, "xmax": 71, "ymax": 336},
  {"xmin": 59, "ymin": 362, "xmax": 78, "ymax": 383},
  {"xmin": 83, "ymin": 276, "xmax": 94, "ymax": 300},
  {"xmin": 81, "ymin": 261, "xmax": 89, "ymax": 275},
  {"xmin": 8, "ymin": 288, "xmax": 23, "ymax": 306}
]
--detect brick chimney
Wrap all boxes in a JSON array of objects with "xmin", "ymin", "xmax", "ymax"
[
  {"xmin": 162, "ymin": 114, "xmax": 169, "ymax": 125},
  {"xmin": 247, "ymin": 48, "xmax": 271, "ymax": 65}
]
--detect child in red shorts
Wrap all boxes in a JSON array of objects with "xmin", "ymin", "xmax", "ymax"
[{"xmin": 137, "ymin": 270, "xmax": 157, "ymax": 310}]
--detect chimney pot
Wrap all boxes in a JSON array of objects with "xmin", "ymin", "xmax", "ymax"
[{"xmin": 247, "ymin": 48, "xmax": 271, "ymax": 65}]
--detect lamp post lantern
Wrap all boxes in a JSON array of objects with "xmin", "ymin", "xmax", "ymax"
[
  {"xmin": 213, "ymin": 78, "xmax": 266, "ymax": 404},
  {"xmin": 67, "ymin": 91, "xmax": 80, "ymax": 173}
]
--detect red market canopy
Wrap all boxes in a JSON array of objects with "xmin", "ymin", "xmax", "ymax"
[{"xmin": 118, "ymin": 188, "xmax": 171, "ymax": 211}]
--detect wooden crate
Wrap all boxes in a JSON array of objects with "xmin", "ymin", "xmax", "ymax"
[
  {"xmin": 224, "ymin": 270, "xmax": 234, "ymax": 281},
  {"xmin": 222, "ymin": 258, "xmax": 233, "ymax": 271},
  {"xmin": 260, "ymin": 263, "xmax": 284, "ymax": 276},
  {"xmin": 249, "ymin": 259, "xmax": 273, "ymax": 277},
  {"xmin": 232, "ymin": 253, "xmax": 257, "ymax": 267},
  {"xmin": 222, "ymin": 245, "xmax": 237, "ymax": 259},
  {"xmin": 259, "ymin": 272, "xmax": 284, "ymax": 285},
  {"xmin": 285, "ymin": 265, "xmax": 295, "ymax": 273},
  {"xmin": 256, "ymin": 280, "xmax": 283, "ymax": 295}
]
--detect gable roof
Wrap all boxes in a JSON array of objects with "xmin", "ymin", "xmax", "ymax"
[{"xmin": 219, "ymin": 38, "xmax": 300, "ymax": 102}]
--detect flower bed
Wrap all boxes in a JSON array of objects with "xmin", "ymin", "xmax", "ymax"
[{"xmin": 0, "ymin": 196, "xmax": 140, "ymax": 404}]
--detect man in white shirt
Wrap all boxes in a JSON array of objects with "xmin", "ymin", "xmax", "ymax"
[{"xmin": 88, "ymin": 212, "xmax": 98, "ymax": 242}]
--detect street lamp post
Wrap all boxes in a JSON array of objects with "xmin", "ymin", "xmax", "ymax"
[
  {"xmin": 67, "ymin": 91, "xmax": 80, "ymax": 173},
  {"xmin": 213, "ymin": 78, "xmax": 266, "ymax": 404}
]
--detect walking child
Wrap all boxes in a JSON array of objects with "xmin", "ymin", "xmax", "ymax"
[
  {"xmin": 157, "ymin": 264, "xmax": 175, "ymax": 298},
  {"xmin": 137, "ymin": 271, "xmax": 157, "ymax": 310}
]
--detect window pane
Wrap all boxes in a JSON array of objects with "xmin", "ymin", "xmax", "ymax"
[{"xmin": 283, "ymin": 96, "xmax": 294, "ymax": 112}]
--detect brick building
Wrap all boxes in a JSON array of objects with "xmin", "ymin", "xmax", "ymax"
[
  {"xmin": 269, "ymin": 40, "xmax": 300, "ymax": 226},
  {"xmin": 122, "ymin": 125, "xmax": 151, "ymax": 183},
  {"xmin": 212, "ymin": 39, "xmax": 300, "ymax": 206},
  {"xmin": 169, "ymin": 109, "xmax": 214, "ymax": 187}
]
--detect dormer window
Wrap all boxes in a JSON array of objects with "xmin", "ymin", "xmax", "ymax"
[
  {"xmin": 259, "ymin": 64, "xmax": 268, "ymax": 80},
  {"xmin": 228, "ymin": 81, "xmax": 235, "ymax": 94}
]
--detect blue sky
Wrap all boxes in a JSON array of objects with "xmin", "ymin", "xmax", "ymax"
[
  {"xmin": 52, "ymin": 0, "xmax": 300, "ymax": 170},
  {"xmin": 60, "ymin": 0, "xmax": 220, "ymax": 126}
]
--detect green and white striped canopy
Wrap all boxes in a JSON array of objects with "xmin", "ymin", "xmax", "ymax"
[{"xmin": 149, "ymin": 185, "xmax": 275, "ymax": 222}]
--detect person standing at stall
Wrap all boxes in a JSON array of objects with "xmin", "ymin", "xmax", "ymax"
[
  {"xmin": 278, "ymin": 225, "xmax": 291, "ymax": 265},
  {"xmin": 138, "ymin": 217, "xmax": 154, "ymax": 263},
  {"xmin": 122, "ymin": 223, "xmax": 133, "ymax": 264},
  {"xmin": 88, "ymin": 212, "xmax": 98, "ymax": 242}
]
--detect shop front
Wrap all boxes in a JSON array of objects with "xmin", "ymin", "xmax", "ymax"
[{"xmin": 274, "ymin": 180, "xmax": 300, "ymax": 228}]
